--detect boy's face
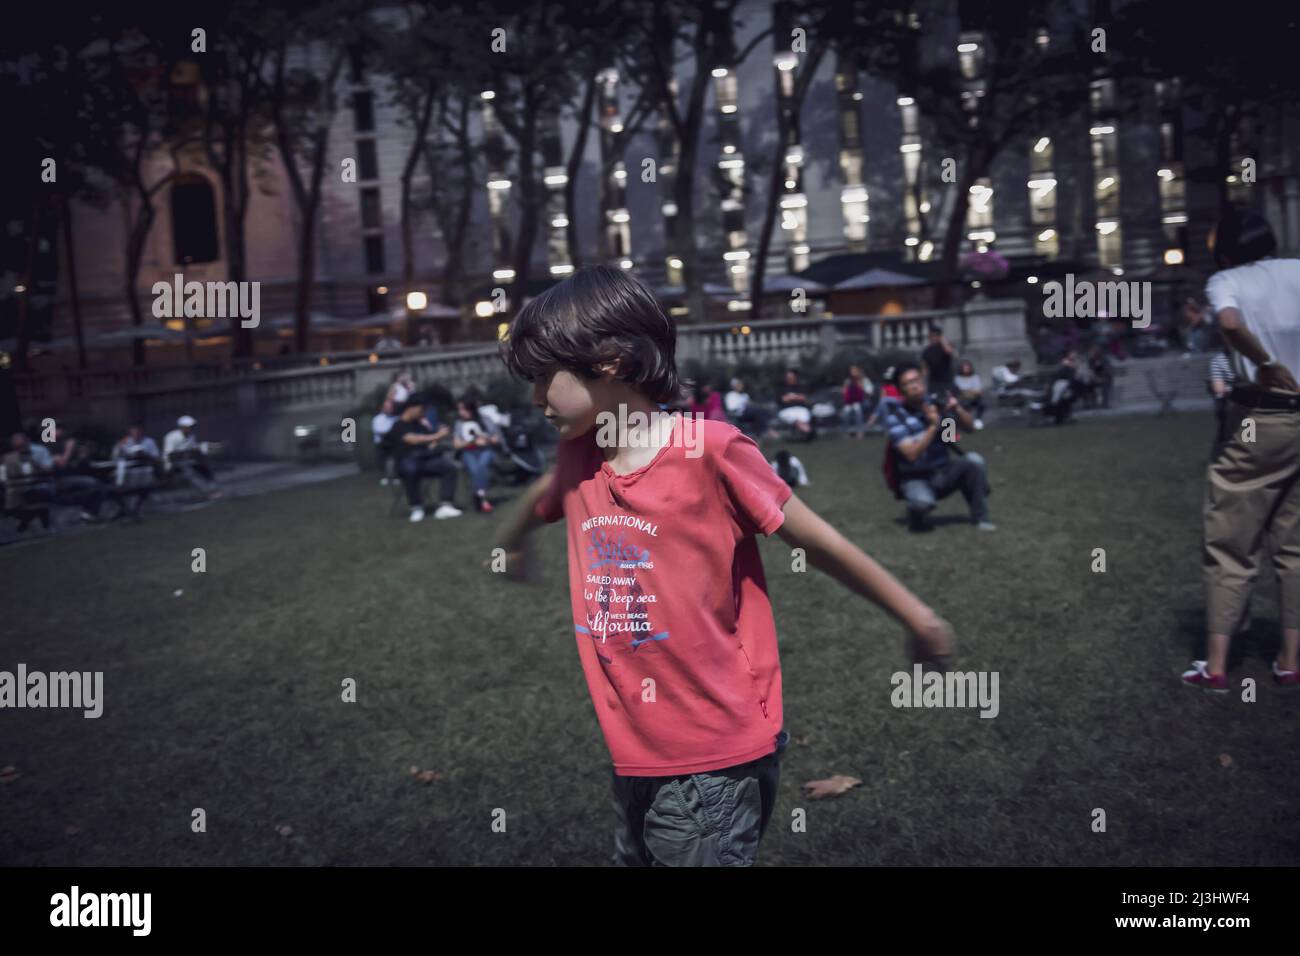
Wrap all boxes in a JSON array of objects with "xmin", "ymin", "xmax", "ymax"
[{"xmin": 534, "ymin": 366, "xmax": 617, "ymax": 441}]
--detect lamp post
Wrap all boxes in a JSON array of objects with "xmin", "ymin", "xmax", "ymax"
[{"xmin": 405, "ymin": 290, "xmax": 427, "ymax": 346}]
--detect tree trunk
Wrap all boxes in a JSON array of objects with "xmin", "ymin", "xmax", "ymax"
[
  {"xmin": 14, "ymin": 198, "xmax": 42, "ymax": 373},
  {"xmin": 61, "ymin": 196, "xmax": 87, "ymax": 370},
  {"xmin": 932, "ymin": 150, "xmax": 982, "ymax": 310},
  {"xmin": 125, "ymin": 204, "xmax": 155, "ymax": 368},
  {"xmin": 750, "ymin": 128, "xmax": 787, "ymax": 322},
  {"xmin": 293, "ymin": 202, "xmax": 317, "ymax": 353},
  {"xmin": 511, "ymin": 100, "xmax": 540, "ymax": 305},
  {"xmin": 401, "ymin": 84, "xmax": 437, "ymax": 343},
  {"xmin": 563, "ymin": 75, "xmax": 597, "ymax": 269},
  {"xmin": 675, "ymin": 140, "xmax": 705, "ymax": 323}
]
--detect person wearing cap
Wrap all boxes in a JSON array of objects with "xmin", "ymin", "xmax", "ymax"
[
  {"xmin": 387, "ymin": 393, "xmax": 462, "ymax": 522},
  {"xmin": 1184, "ymin": 207, "xmax": 1300, "ymax": 691},
  {"xmin": 163, "ymin": 415, "xmax": 219, "ymax": 498}
]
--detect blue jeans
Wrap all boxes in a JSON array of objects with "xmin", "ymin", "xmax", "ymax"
[
  {"xmin": 610, "ymin": 729, "xmax": 788, "ymax": 867},
  {"xmin": 841, "ymin": 402, "xmax": 865, "ymax": 431},
  {"xmin": 460, "ymin": 447, "xmax": 495, "ymax": 494},
  {"xmin": 900, "ymin": 452, "xmax": 991, "ymax": 524}
]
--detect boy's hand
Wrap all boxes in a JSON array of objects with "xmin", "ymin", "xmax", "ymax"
[
  {"xmin": 484, "ymin": 544, "xmax": 530, "ymax": 581},
  {"xmin": 907, "ymin": 612, "xmax": 955, "ymax": 666}
]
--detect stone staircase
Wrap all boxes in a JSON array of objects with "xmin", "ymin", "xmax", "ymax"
[{"xmin": 1103, "ymin": 352, "xmax": 1215, "ymax": 413}]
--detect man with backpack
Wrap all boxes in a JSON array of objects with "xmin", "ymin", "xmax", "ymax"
[{"xmin": 878, "ymin": 363, "xmax": 995, "ymax": 533}]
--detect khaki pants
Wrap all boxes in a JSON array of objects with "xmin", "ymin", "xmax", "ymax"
[{"xmin": 1203, "ymin": 402, "xmax": 1300, "ymax": 634}]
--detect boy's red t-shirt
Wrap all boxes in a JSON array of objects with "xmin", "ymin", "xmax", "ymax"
[{"xmin": 534, "ymin": 414, "xmax": 793, "ymax": 776}]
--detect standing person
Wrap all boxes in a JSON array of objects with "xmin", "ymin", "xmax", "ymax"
[
  {"xmin": 688, "ymin": 381, "xmax": 728, "ymax": 422},
  {"xmin": 1185, "ymin": 208, "xmax": 1300, "ymax": 690},
  {"xmin": 453, "ymin": 397, "xmax": 501, "ymax": 514},
  {"xmin": 952, "ymin": 359, "xmax": 986, "ymax": 429},
  {"xmin": 1207, "ymin": 350, "xmax": 1236, "ymax": 457},
  {"xmin": 841, "ymin": 365, "xmax": 871, "ymax": 438},
  {"xmin": 163, "ymin": 416, "xmax": 220, "ymax": 499},
  {"xmin": 494, "ymin": 264, "xmax": 954, "ymax": 867},
  {"xmin": 921, "ymin": 326, "xmax": 956, "ymax": 393},
  {"xmin": 388, "ymin": 394, "xmax": 462, "ymax": 522}
]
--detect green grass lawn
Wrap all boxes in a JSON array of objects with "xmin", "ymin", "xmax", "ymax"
[{"xmin": 3, "ymin": 411, "xmax": 1298, "ymax": 866}]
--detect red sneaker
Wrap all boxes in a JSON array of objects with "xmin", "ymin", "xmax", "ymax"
[
  {"xmin": 1272, "ymin": 661, "xmax": 1299, "ymax": 686},
  {"xmin": 479, "ymin": 498, "xmax": 494, "ymax": 514},
  {"xmin": 1181, "ymin": 661, "xmax": 1228, "ymax": 692}
]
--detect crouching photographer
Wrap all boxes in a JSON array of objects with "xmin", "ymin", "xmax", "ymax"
[{"xmin": 879, "ymin": 363, "xmax": 995, "ymax": 533}]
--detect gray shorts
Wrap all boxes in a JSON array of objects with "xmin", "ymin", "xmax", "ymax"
[{"xmin": 610, "ymin": 729, "xmax": 788, "ymax": 866}]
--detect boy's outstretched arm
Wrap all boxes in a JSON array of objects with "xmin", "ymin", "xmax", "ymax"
[
  {"xmin": 492, "ymin": 467, "xmax": 555, "ymax": 580},
  {"xmin": 774, "ymin": 494, "xmax": 954, "ymax": 662}
]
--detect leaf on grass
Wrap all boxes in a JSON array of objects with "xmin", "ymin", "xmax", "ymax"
[
  {"xmin": 65, "ymin": 824, "xmax": 80, "ymax": 836},
  {"xmin": 802, "ymin": 774, "xmax": 862, "ymax": 800},
  {"xmin": 0, "ymin": 766, "xmax": 17, "ymax": 783},
  {"xmin": 414, "ymin": 770, "xmax": 441, "ymax": 784},
  {"xmin": 1218, "ymin": 753, "xmax": 1233, "ymax": 768},
  {"xmin": 277, "ymin": 825, "xmax": 294, "ymax": 837}
]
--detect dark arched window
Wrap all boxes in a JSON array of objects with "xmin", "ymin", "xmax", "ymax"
[{"xmin": 171, "ymin": 176, "xmax": 219, "ymax": 264}]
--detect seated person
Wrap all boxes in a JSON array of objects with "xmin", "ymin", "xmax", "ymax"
[
  {"xmin": 770, "ymin": 449, "xmax": 810, "ymax": 488},
  {"xmin": 879, "ymin": 363, "xmax": 995, "ymax": 533},
  {"xmin": 112, "ymin": 423, "xmax": 161, "ymax": 517},
  {"xmin": 724, "ymin": 378, "xmax": 775, "ymax": 438},
  {"xmin": 453, "ymin": 397, "xmax": 501, "ymax": 514},
  {"xmin": 2, "ymin": 431, "xmax": 55, "ymax": 531},
  {"xmin": 952, "ymin": 359, "xmax": 986, "ymax": 429},
  {"xmin": 372, "ymin": 399, "xmax": 399, "ymax": 484},
  {"xmin": 1042, "ymin": 352, "xmax": 1079, "ymax": 424},
  {"xmin": 50, "ymin": 424, "xmax": 105, "ymax": 521},
  {"xmin": 842, "ymin": 365, "xmax": 872, "ymax": 438},
  {"xmin": 163, "ymin": 415, "xmax": 220, "ymax": 498},
  {"xmin": 388, "ymin": 394, "xmax": 462, "ymax": 522},
  {"xmin": 991, "ymin": 359, "xmax": 1023, "ymax": 389},
  {"xmin": 688, "ymin": 381, "xmax": 728, "ymax": 422},
  {"xmin": 777, "ymin": 368, "xmax": 814, "ymax": 438}
]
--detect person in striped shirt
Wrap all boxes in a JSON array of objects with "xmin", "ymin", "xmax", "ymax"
[{"xmin": 1208, "ymin": 350, "xmax": 1236, "ymax": 455}]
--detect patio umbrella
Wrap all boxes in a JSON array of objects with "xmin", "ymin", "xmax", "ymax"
[
  {"xmin": 833, "ymin": 267, "xmax": 927, "ymax": 291},
  {"xmin": 762, "ymin": 273, "xmax": 828, "ymax": 294}
]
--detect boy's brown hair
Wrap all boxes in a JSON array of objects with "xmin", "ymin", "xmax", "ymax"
[{"xmin": 499, "ymin": 264, "xmax": 683, "ymax": 405}]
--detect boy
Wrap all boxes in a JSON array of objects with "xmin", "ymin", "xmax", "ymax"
[{"xmin": 494, "ymin": 265, "xmax": 954, "ymax": 866}]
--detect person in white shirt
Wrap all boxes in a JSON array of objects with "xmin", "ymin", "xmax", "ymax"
[
  {"xmin": 952, "ymin": 359, "xmax": 986, "ymax": 429},
  {"xmin": 723, "ymin": 377, "xmax": 776, "ymax": 438},
  {"xmin": 163, "ymin": 415, "xmax": 219, "ymax": 498},
  {"xmin": 724, "ymin": 378, "xmax": 750, "ymax": 418},
  {"xmin": 387, "ymin": 373, "xmax": 415, "ymax": 406},
  {"xmin": 372, "ymin": 399, "xmax": 399, "ymax": 484},
  {"xmin": 1187, "ymin": 208, "xmax": 1300, "ymax": 692},
  {"xmin": 991, "ymin": 359, "xmax": 1022, "ymax": 388}
]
